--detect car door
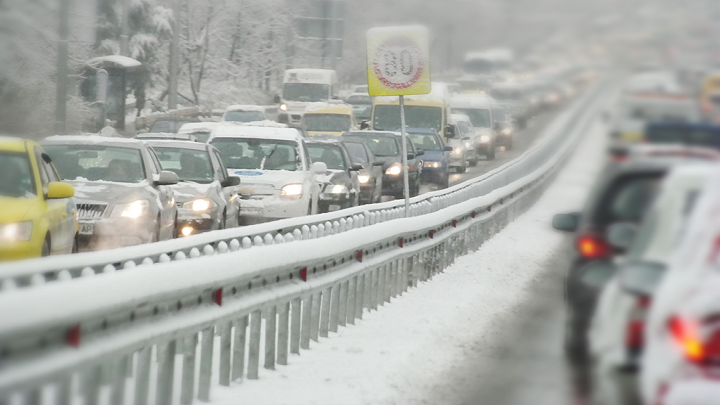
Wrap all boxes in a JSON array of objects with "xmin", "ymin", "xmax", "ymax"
[
  {"xmin": 340, "ymin": 146, "xmax": 360, "ymax": 205},
  {"xmin": 404, "ymin": 137, "xmax": 420, "ymax": 182},
  {"xmin": 34, "ymin": 147, "xmax": 73, "ymax": 253},
  {"xmin": 211, "ymin": 148, "xmax": 238, "ymax": 227},
  {"xmin": 147, "ymin": 148, "xmax": 176, "ymax": 239}
]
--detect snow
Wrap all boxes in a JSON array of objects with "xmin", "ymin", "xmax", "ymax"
[
  {"xmin": 86, "ymin": 55, "xmax": 142, "ymax": 69},
  {"xmin": 211, "ymin": 125, "xmax": 301, "ymax": 141},
  {"xmin": 225, "ymin": 105, "xmax": 267, "ymax": 113},
  {"xmin": 450, "ymin": 94, "xmax": 496, "ymax": 108},
  {"xmin": 207, "ymin": 115, "xmax": 606, "ymax": 404},
  {"xmin": 43, "ymin": 135, "xmax": 145, "ymax": 146}
]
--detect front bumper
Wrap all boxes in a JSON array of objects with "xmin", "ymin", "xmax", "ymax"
[
  {"xmin": 497, "ymin": 132, "xmax": 513, "ymax": 146},
  {"xmin": 0, "ymin": 241, "xmax": 41, "ymax": 261},
  {"xmin": 77, "ymin": 217, "xmax": 156, "ymax": 252},
  {"xmin": 421, "ymin": 166, "xmax": 448, "ymax": 184},
  {"xmin": 382, "ymin": 174, "xmax": 405, "ymax": 196},
  {"xmin": 239, "ymin": 195, "xmax": 309, "ymax": 224},
  {"xmin": 318, "ymin": 193, "xmax": 353, "ymax": 212},
  {"xmin": 449, "ymin": 152, "xmax": 466, "ymax": 167},
  {"xmin": 176, "ymin": 207, "xmax": 221, "ymax": 236}
]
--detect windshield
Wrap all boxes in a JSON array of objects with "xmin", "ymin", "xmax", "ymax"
[
  {"xmin": 452, "ymin": 108, "xmax": 492, "ymax": 128},
  {"xmin": 346, "ymin": 95, "xmax": 372, "ymax": 105},
  {"xmin": 344, "ymin": 142, "xmax": 369, "ymax": 164},
  {"xmin": 356, "ymin": 136, "xmax": 399, "ymax": 157},
  {"xmin": 283, "ymin": 83, "xmax": 329, "ymax": 102},
  {"xmin": 463, "ymin": 59, "xmax": 495, "ymax": 75},
  {"xmin": 594, "ymin": 174, "xmax": 662, "ymax": 226},
  {"xmin": 307, "ymin": 144, "xmax": 347, "ymax": 170},
  {"xmin": 152, "ymin": 147, "xmax": 214, "ymax": 183},
  {"xmin": 373, "ymin": 105, "xmax": 443, "ymax": 132},
  {"xmin": 0, "ymin": 152, "xmax": 36, "ymax": 198},
  {"xmin": 44, "ymin": 145, "xmax": 146, "ymax": 183},
  {"xmin": 490, "ymin": 88, "xmax": 523, "ymax": 100},
  {"xmin": 210, "ymin": 138, "xmax": 300, "ymax": 171},
  {"xmin": 409, "ymin": 133, "xmax": 442, "ymax": 151},
  {"xmin": 223, "ymin": 111, "xmax": 266, "ymax": 123},
  {"xmin": 645, "ymin": 127, "xmax": 720, "ymax": 147},
  {"xmin": 303, "ymin": 114, "xmax": 351, "ymax": 132}
]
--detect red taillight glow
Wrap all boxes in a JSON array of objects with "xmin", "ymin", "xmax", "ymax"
[
  {"xmin": 626, "ymin": 296, "xmax": 651, "ymax": 350},
  {"xmin": 669, "ymin": 317, "xmax": 704, "ymax": 362},
  {"xmin": 577, "ymin": 234, "xmax": 611, "ymax": 259}
]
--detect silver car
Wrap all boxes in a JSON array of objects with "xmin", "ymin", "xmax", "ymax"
[
  {"xmin": 42, "ymin": 136, "xmax": 179, "ymax": 252},
  {"xmin": 146, "ymin": 140, "xmax": 241, "ymax": 236}
]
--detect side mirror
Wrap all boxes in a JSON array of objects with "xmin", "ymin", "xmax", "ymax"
[
  {"xmin": 273, "ymin": 94, "xmax": 281, "ymax": 104},
  {"xmin": 360, "ymin": 120, "xmax": 370, "ymax": 130},
  {"xmin": 416, "ymin": 149, "xmax": 425, "ymax": 156},
  {"xmin": 47, "ymin": 182, "xmax": 75, "ymax": 199},
  {"xmin": 444, "ymin": 146, "xmax": 454, "ymax": 152},
  {"xmin": 552, "ymin": 212, "xmax": 580, "ymax": 232},
  {"xmin": 407, "ymin": 154, "xmax": 416, "ymax": 160},
  {"xmin": 221, "ymin": 176, "xmax": 241, "ymax": 188},
  {"xmin": 155, "ymin": 170, "xmax": 179, "ymax": 186},
  {"xmin": 350, "ymin": 164, "xmax": 364, "ymax": 171},
  {"xmin": 462, "ymin": 136, "xmax": 471, "ymax": 141},
  {"xmin": 607, "ymin": 222, "xmax": 637, "ymax": 250},
  {"xmin": 310, "ymin": 161, "xmax": 328, "ymax": 174},
  {"xmin": 578, "ymin": 261, "xmax": 617, "ymax": 289},
  {"xmin": 445, "ymin": 125, "xmax": 456, "ymax": 138},
  {"xmin": 619, "ymin": 261, "xmax": 667, "ymax": 296}
]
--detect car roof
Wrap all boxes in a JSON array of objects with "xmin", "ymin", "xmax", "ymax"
[
  {"xmin": 343, "ymin": 131, "xmax": 397, "ymax": 138},
  {"xmin": 136, "ymin": 133, "xmax": 194, "ymax": 140},
  {"xmin": 304, "ymin": 103, "xmax": 353, "ymax": 114},
  {"xmin": 0, "ymin": 136, "xmax": 34, "ymax": 152},
  {"xmin": 43, "ymin": 135, "xmax": 145, "ymax": 148},
  {"xmin": 305, "ymin": 138, "xmax": 343, "ymax": 146},
  {"xmin": 144, "ymin": 140, "xmax": 210, "ymax": 151},
  {"xmin": 225, "ymin": 105, "xmax": 266, "ymax": 112},
  {"xmin": 211, "ymin": 125, "xmax": 302, "ymax": 141}
]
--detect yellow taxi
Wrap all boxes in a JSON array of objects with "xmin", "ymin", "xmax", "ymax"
[
  {"xmin": 301, "ymin": 103, "xmax": 357, "ymax": 137},
  {"xmin": 0, "ymin": 137, "xmax": 78, "ymax": 260}
]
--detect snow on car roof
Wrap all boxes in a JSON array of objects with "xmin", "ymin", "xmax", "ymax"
[
  {"xmin": 43, "ymin": 135, "xmax": 145, "ymax": 147},
  {"xmin": 450, "ymin": 113, "xmax": 471, "ymax": 124},
  {"xmin": 178, "ymin": 122, "xmax": 221, "ymax": 134},
  {"xmin": 211, "ymin": 125, "xmax": 302, "ymax": 142},
  {"xmin": 135, "ymin": 133, "xmax": 194, "ymax": 140},
  {"xmin": 145, "ymin": 139, "xmax": 209, "ymax": 151},
  {"xmin": 224, "ymin": 104, "xmax": 267, "ymax": 112}
]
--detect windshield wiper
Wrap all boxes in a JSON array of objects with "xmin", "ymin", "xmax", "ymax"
[{"xmin": 259, "ymin": 144, "xmax": 279, "ymax": 170}]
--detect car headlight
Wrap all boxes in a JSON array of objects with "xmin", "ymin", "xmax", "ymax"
[
  {"xmin": 111, "ymin": 199, "xmax": 150, "ymax": 218},
  {"xmin": 280, "ymin": 104, "xmax": 288, "ymax": 111},
  {"xmin": 385, "ymin": 163, "xmax": 402, "ymax": 175},
  {"xmin": 357, "ymin": 174, "xmax": 371, "ymax": 184},
  {"xmin": 182, "ymin": 198, "xmax": 216, "ymax": 212},
  {"xmin": 452, "ymin": 147, "xmax": 464, "ymax": 155},
  {"xmin": 502, "ymin": 128, "xmax": 512, "ymax": 135},
  {"xmin": 0, "ymin": 221, "xmax": 32, "ymax": 242},
  {"xmin": 326, "ymin": 184, "xmax": 349, "ymax": 194},
  {"xmin": 423, "ymin": 161, "xmax": 440, "ymax": 168},
  {"xmin": 479, "ymin": 134, "xmax": 491, "ymax": 143},
  {"xmin": 464, "ymin": 141, "xmax": 472, "ymax": 148},
  {"xmin": 280, "ymin": 183, "xmax": 303, "ymax": 199}
]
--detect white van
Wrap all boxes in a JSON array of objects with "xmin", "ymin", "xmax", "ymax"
[
  {"xmin": 277, "ymin": 69, "xmax": 338, "ymax": 125},
  {"xmin": 451, "ymin": 94, "xmax": 498, "ymax": 160}
]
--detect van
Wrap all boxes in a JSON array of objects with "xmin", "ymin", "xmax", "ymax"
[
  {"xmin": 451, "ymin": 95, "xmax": 498, "ymax": 160},
  {"xmin": 302, "ymin": 103, "xmax": 357, "ymax": 137},
  {"xmin": 277, "ymin": 69, "xmax": 338, "ymax": 125}
]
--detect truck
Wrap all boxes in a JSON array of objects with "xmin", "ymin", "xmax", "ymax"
[
  {"xmin": 276, "ymin": 69, "xmax": 338, "ymax": 125},
  {"xmin": 462, "ymin": 48, "xmax": 514, "ymax": 82}
]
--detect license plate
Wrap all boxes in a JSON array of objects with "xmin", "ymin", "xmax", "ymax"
[
  {"xmin": 329, "ymin": 205, "xmax": 341, "ymax": 212},
  {"xmin": 79, "ymin": 223, "xmax": 94, "ymax": 235}
]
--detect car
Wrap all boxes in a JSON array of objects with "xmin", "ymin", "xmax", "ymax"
[
  {"xmin": 345, "ymin": 93, "xmax": 373, "ymax": 121},
  {"xmin": 302, "ymin": 103, "xmax": 357, "ymax": 137},
  {"xmin": 451, "ymin": 96, "xmax": 498, "ymax": 160},
  {"xmin": 491, "ymin": 104, "xmax": 515, "ymax": 150},
  {"xmin": 149, "ymin": 117, "xmax": 198, "ymax": 133},
  {"xmin": 305, "ymin": 139, "xmax": 361, "ymax": 212},
  {"xmin": 552, "ymin": 154, "xmax": 677, "ymax": 362},
  {"xmin": 177, "ymin": 122, "xmax": 222, "ymax": 143},
  {"xmin": 338, "ymin": 137, "xmax": 383, "ymax": 204},
  {"xmin": 0, "ymin": 136, "xmax": 78, "ymax": 260},
  {"xmin": 643, "ymin": 122, "xmax": 720, "ymax": 148},
  {"xmin": 221, "ymin": 105, "xmax": 270, "ymax": 123},
  {"xmin": 135, "ymin": 132, "xmax": 198, "ymax": 142},
  {"xmin": 489, "ymin": 83, "xmax": 531, "ymax": 129},
  {"xmin": 583, "ymin": 164, "xmax": 717, "ymax": 405},
  {"xmin": 407, "ymin": 128, "xmax": 452, "ymax": 189},
  {"xmin": 449, "ymin": 114, "xmax": 480, "ymax": 167},
  {"xmin": 146, "ymin": 140, "xmax": 241, "ymax": 237},
  {"xmin": 349, "ymin": 84, "xmax": 368, "ymax": 94},
  {"xmin": 42, "ymin": 135, "xmax": 179, "ymax": 252},
  {"xmin": 342, "ymin": 131, "xmax": 423, "ymax": 198},
  {"xmin": 209, "ymin": 125, "xmax": 326, "ymax": 224}
]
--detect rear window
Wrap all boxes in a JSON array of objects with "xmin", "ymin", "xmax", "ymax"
[
  {"xmin": 592, "ymin": 173, "xmax": 663, "ymax": 226},
  {"xmin": 645, "ymin": 126, "xmax": 720, "ymax": 148}
]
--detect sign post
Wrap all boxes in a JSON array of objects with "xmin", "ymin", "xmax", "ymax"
[{"xmin": 366, "ymin": 25, "xmax": 431, "ymax": 217}]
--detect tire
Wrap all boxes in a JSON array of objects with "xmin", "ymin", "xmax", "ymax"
[
  {"xmin": 456, "ymin": 165, "xmax": 466, "ymax": 174},
  {"xmin": 486, "ymin": 145, "xmax": 496, "ymax": 160},
  {"xmin": 468, "ymin": 158, "xmax": 478, "ymax": 167},
  {"xmin": 41, "ymin": 236, "xmax": 51, "ymax": 257}
]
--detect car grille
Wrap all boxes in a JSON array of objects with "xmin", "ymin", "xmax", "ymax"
[{"xmin": 77, "ymin": 203, "xmax": 108, "ymax": 220}]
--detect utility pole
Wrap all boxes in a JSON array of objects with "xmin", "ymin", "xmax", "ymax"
[
  {"xmin": 168, "ymin": 0, "xmax": 180, "ymax": 110},
  {"xmin": 328, "ymin": 0, "xmax": 336, "ymax": 70},
  {"xmin": 120, "ymin": 0, "xmax": 130, "ymax": 56},
  {"xmin": 55, "ymin": 0, "xmax": 70, "ymax": 135}
]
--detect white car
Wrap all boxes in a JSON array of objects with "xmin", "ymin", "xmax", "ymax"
[
  {"xmin": 209, "ymin": 125, "xmax": 326, "ymax": 225},
  {"xmin": 448, "ymin": 113, "xmax": 478, "ymax": 170},
  {"xmin": 586, "ymin": 164, "xmax": 717, "ymax": 405},
  {"xmin": 642, "ymin": 167, "xmax": 720, "ymax": 405},
  {"xmin": 451, "ymin": 95, "xmax": 498, "ymax": 160}
]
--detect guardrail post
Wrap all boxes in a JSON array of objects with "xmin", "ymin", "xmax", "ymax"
[
  {"xmin": 355, "ymin": 273, "xmax": 365, "ymax": 320},
  {"xmin": 134, "ymin": 347, "xmax": 152, "ymax": 405},
  {"xmin": 329, "ymin": 283, "xmax": 340, "ymax": 333},
  {"xmin": 347, "ymin": 277, "xmax": 356, "ymax": 325},
  {"xmin": 370, "ymin": 268, "xmax": 378, "ymax": 311},
  {"xmin": 232, "ymin": 316, "xmax": 248, "ymax": 381},
  {"xmin": 385, "ymin": 263, "xmax": 393, "ymax": 302},
  {"xmin": 389, "ymin": 260, "xmax": 398, "ymax": 299},
  {"xmin": 338, "ymin": 281, "xmax": 348, "ymax": 327},
  {"xmin": 180, "ymin": 334, "xmax": 198, "ymax": 404},
  {"xmin": 290, "ymin": 298, "xmax": 301, "ymax": 354},
  {"xmin": 198, "ymin": 327, "xmax": 214, "ymax": 400},
  {"xmin": 319, "ymin": 287, "xmax": 331, "ymax": 337},
  {"xmin": 377, "ymin": 265, "xmax": 386, "ymax": 306},
  {"xmin": 110, "ymin": 356, "xmax": 128, "ymax": 405},
  {"xmin": 277, "ymin": 302, "xmax": 290, "ymax": 365},
  {"xmin": 156, "ymin": 339, "xmax": 176, "ymax": 405},
  {"xmin": 264, "ymin": 306, "xmax": 277, "ymax": 370},
  {"xmin": 300, "ymin": 295, "xmax": 312, "ymax": 348},
  {"xmin": 82, "ymin": 365, "xmax": 101, "ymax": 405},
  {"xmin": 56, "ymin": 374, "xmax": 72, "ymax": 405},
  {"xmin": 247, "ymin": 310, "xmax": 262, "ymax": 379},
  {"xmin": 310, "ymin": 291, "xmax": 321, "ymax": 341},
  {"xmin": 219, "ymin": 322, "xmax": 232, "ymax": 385}
]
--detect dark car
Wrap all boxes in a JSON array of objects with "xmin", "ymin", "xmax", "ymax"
[
  {"xmin": 306, "ymin": 139, "xmax": 362, "ymax": 213},
  {"xmin": 552, "ymin": 156, "xmax": 676, "ymax": 361},
  {"xmin": 407, "ymin": 128, "xmax": 452, "ymax": 189},
  {"xmin": 643, "ymin": 122, "xmax": 720, "ymax": 147},
  {"xmin": 341, "ymin": 137, "xmax": 384, "ymax": 204},
  {"xmin": 343, "ymin": 131, "xmax": 423, "ymax": 198},
  {"xmin": 491, "ymin": 104, "xmax": 515, "ymax": 150},
  {"xmin": 146, "ymin": 140, "xmax": 241, "ymax": 236}
]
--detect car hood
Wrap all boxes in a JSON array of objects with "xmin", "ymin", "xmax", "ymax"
[
  {"xmin": 422, "ymin": 150, "xmax": 446, "ymax": 162},
  {"xmin": 227, "ymin": 169, "xmax": 306, "ymax": 190},
  {"xmin": 0, "ymin": 197, "xmax": 40, "ymax": 222},
  {"xmin": 170, "ymin": 182, "xmax": 217, "ymax": 203},
  {"xmin": 373, "ymin": 155, "xmax": 401, "ymax": 170},
  {"xmin": 68, "ymin": 180, "xmax": 159, "ymax": 205}
]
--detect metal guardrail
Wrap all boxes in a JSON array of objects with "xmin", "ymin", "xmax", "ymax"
[
  {"xmin": 0, "ymin": 81, "xmax": 602, "ymax": 294},
  {"xmin": 0, "ymin": 77, "xmax": 610, "ymax": 403}
]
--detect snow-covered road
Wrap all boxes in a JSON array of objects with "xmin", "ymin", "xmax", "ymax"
[{"xmin": 209, "ymin": 108, "xmax": 607, "ymax": 404}]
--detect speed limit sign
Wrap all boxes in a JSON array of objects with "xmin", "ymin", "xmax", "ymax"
[{"xmin": 366, "ymin": 26, "xmax": 431, "ymax": 96}]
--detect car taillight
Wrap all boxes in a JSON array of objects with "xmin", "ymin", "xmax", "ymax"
[
  {"xmin": 669, "ymin": 316, "xmax": 704, "ymax": 363},
  {"xmin": 626, "ymin": 296, "xmax": 651, "ymax": 352},
  {"xmin": 577, "ymin": 233, "xmax": 612, "ymax": 260}
]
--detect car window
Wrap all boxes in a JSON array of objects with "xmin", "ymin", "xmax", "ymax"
[
  {"xmin": 302, "ymin": 114, "xmax": 352, "ymax": 133},
  {"xmin": 0, "ymin": 151, "xmax": 37, "ymax": 198},
  {"xmin": 344, "ymin": 142, "xmax": 369, "ymax": 164},
  {"xmin": 361, "ymin": 136, "xmax": 400, "ymax": 157},
  {"xmin": 307, "ymin": 144, "xmax": 347, "ymax": 171},
  {"xmin": 223, "ymin": 111, "xmax": 266, "ymax": 123},
  {"xmin": 408, "ymin": 133, "xmax": 442, "ymax": 151},
  {"xmin": 34, "ymin": 146, "xmax": 50, "ymax": 188},
  {"xmin": 458, "ymin": 122, "xmax": 472, "ymax": 135},
  {"xmin": 212, "ymin": 150, "xmax": 228, "ymax": 180},
  {"xmin": 44, "ymin": 145, "xmax": 147, "ymax": 183},
  {"xmin": 593, "ymin": 173, "xmax": 663, "ymax": 226},
  {"xmin": 210, "ymin": 138, "xmax": 300, "ymax": 171},
  {"xmin": 405, "ymin": 138, "xmax": 416, "ymax": 154},
  {"xmin": 148, "ymin": 149, "xmax": 163, "ymax": 174},
  {"xmin": 153, "ymin": 147, "xmax": 214, "ymax": 183}
]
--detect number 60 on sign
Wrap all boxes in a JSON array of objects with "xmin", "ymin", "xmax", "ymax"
[{"xmin": 366, "ymin": 26, "xmax": 431, "ymax": 97}]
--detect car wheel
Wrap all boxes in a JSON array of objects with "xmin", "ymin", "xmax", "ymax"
[
  {"xmin": 41, "ymin": 236, "xmax": 51, "ymax": 257},
  {"xmin": 456, "ymin": 165, "xmax": 466, "ymax": 174},
  {"xmin": 486, "ymin": 145, "xmax": 496, "ymax": 160}
]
